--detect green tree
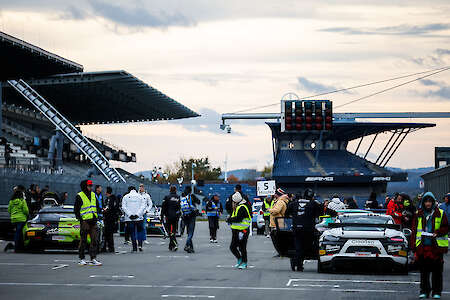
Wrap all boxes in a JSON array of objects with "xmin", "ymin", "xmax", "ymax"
[
  {"xmin": 173, "ymin": 157, "xmax": 222, "ymax": 182},
  {"xmin": 260, "ymin": 164, "xmax": 273, "ymax": 179}
]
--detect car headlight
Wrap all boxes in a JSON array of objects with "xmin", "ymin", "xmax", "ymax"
[
  {"xmin": 322, "ymin": 235, "xmax": 340, "ymax": 242},
  {"xmin": 28, "ymin": 223, "xmax": 45, "ymax": 228}
]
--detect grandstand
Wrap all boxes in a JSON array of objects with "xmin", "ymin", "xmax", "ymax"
[
  {"xmin": 221, "ymin": 106, "xmax": 449, "ymax": 206},
  {"xmin": 0, "ymin": 31, "xmax": 199, "ymax": 204}
]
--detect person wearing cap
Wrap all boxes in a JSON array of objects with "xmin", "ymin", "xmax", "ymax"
[
  {"xmin": 438, "ymin": 193, "xmax": 450, "ymax": 226},
  {"xmin": 286, "ymin": 189, "xmax": 321, "ymax": 271},
  {"xmin": 227, "ymin": 191, "xmax": 252, "ymax": 269},
  {"xmin": 74, "ymin": 180, "xmax": 102, "ymax": 266},
  {"xmin": 102, "ymin": 187, "xmax": 119, "ymax": 253},
  {"xmin": 139, "ymin": 184, "xmax": 153, "ymax": 245},
  {"xmin": 206, "ymin": 194, "xmax": 223, "ymax": 243},
  {"xmin": 412, "ymin": 192, "xmax": 448, "ymax": 299},
  {"xmin": 269, "ymin": 188, "xmax": 290, "ymax": 229},
  {"xmin": 225, "ymin": 184, "xmax": 250, "ymax": 215}
]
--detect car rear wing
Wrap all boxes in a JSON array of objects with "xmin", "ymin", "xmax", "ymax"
[{"xmin": 328, "ymin": 223, "xmax": 400, "ymax": 230}]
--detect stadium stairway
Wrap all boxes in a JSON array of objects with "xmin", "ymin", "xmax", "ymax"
[
  {"xmin": 7, "ymin": 79, "xmax": 125, "ymax": 183},
  {"xmin": 304, "ymin": 151, "xmax": 327, "ymax": 176}
]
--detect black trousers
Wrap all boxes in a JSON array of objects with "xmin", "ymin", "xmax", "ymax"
[
  {"xmin": 166, "ymin": 218, "xmax": 178, "ymax": 250},
  {"xmin": 103, "ymin": 221, "xmax": 116, "ymax": 252},
  {"xmin": 419, "ymin": 256, "xmax": 443, "ymax": 296},
  {"xmin": 230, "ymin": 229, "xmax": 249, "ymax": 263},
  {"xmin": 208, "ymin": 216, "xmax": 219, "ymax": 240},
  {"xmin": 292, "ymin": 229, "xmax": 314, "ymax": 268}
]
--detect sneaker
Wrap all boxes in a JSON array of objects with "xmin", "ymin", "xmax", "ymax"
[
  {"xmin": 138, "ymin": 247, "xmax": 143, "ymax": 252},
  {"xmin": 290, "ymin": 259, "xmax": 296, "ymax": 271},
  {"xmin": 266, "ymin": 235, "xmax": 270, "ymax": 238},
  {"xmin": 78, "ymin": 259, "xmax": 88, "ymax": 266},
  {"xmin": 238, "ymin": 263, "xmax": 248, "ymax": 269},
  {"xmin": 234, "ymin": 258, "xmax": 243, "ymax": 268},
  {"xmin": 432, "ymin": 295, "xmax": 441, "ymax": 299},
  {"xmin": 184, "ymin": 246, "xmax": 189, "ymax": 252},
  {"xmin": 144, "ymin": 241, "xmax": 150, "ymax": 245},
  {"xmin": 213, "ymin": 240, "xmax": 218, "ymax": 243},
  {"xmin": 173, "ymin": 246, "xmax": 178, "ymax": 252},
  {"xmin": 90, "ymin": 259, "xmax": 102, "ymax": 266},
  {"xmin": 419, "ymin": 294, "xmax": 428, "ymax": 299}
]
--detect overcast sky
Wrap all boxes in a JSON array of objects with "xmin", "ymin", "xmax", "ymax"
[{"xmin": 1, "ymin": 0, "xmax": 449, "ymax": 173}]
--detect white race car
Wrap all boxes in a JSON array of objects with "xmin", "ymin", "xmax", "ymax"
[{"xmin": 318, "ymin": 213, "xmax": 410, "ymax": 274}]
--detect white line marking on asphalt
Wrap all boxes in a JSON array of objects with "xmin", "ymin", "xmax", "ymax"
[
  {"xmin": 0, "ymin": 282, "xmax": 435, "ymax": 294},
  {"xmin": 156, "ymin": 256, "xmax": 189, "ymax": 258},
  {"xmin": 51, "ymin": 265, "xmax": 68, "ymax": 270},
  {"xmin": 216, "ymin": 265, "xmax": 255, "ymax": 269},
  {"xmin": 161, "ymin": 295, "xmax": 215, "ymax": 298},
  {"xmin": 54, "ymin": 260, "xmax": 78, "ymax": 263},
  {"xmin": 90, "ymin": 275, "xmax": 135, "ymax": 279},
  {"xmin": 292, "ymin": 284, "xmax": 338, "ymax": 288},
  {"xmin": 115, "ymin": 251, "xmax": 128, "ymax": 255},
  {"xmin": 0, "ymin": 263, "xmax": 60, "ymax": 266},
  {"xmin": 286, "ymin": 278, "xmax": 419, "ymax": 287}
]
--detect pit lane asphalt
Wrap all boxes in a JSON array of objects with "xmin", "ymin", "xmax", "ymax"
[{"xmin": 0, "ymin": 222, "xmax": 449, "ymax": 300}]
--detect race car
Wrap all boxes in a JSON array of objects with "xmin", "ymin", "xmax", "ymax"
[
  {"xmin": 119, "ymin": 209, "xmax": 166, "ymax": 237},
  {"xmin": 317, "ymin": 213, "xmax": 410, "ymax": 273},
  {"xmin": 24, "ymin": 205, "xmax": 89, "ymax": 250}
]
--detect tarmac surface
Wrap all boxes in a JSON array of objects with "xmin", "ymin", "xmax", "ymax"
[{"xmin": 0, "ymin": 221, "xmax": 449, "ymax": 300}]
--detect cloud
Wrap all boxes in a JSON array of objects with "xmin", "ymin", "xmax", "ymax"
[
  {"xmin": 320, "ymin": 23, "xmax": 450, "ymax": 36},
  {"xmin": 59, "ymin": 5, "xmax": 88, "ymax": 20},
  {"xmin": 296, "ymin": 77, "xmax": 348, "ymax": 94},
  {"xmin": 410, "ymin": 48, "xmax": 450, "ymax": 67},
  {"xmin": 87, "ymin": 0, "xmax": 195, "ymax": 28},
  {"xmin": 419, "ymin": 79, "xmax": 450, "ymax": 100},
  {"xmin": 171, "ymin": 108, "xmax": 244, "ymax": 136}
]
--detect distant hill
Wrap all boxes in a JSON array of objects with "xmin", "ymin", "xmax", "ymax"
[
  {"xmin": 387, "ymin": 167, "xmax": 434, "ymax": 195},
  {"xmin": 220, "ymin": 169, "xmax": 261, "ymax": 180}
]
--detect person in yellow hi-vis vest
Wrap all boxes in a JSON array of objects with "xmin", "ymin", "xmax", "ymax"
[
  {"xmin": 412, "ymin": 192, "xmax": 448, "ymax": 299},
  {"xmin": 227, "ymin": 192, "xmax": 252, "ymax": 269},
  {"xmin": 261, "ymin": 196, "xmax": 274, "ymax": 238},
  {"xmin": 74, "ymin": 180, "xmax": 102, "ymax": 266}
]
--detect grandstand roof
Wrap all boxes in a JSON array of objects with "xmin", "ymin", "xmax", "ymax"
[
  {"xmin": 4, "ymin": 71, "xmax": 200, "ymax": 124},
  {"xmin": 267, "ymin": 121, "xmax": 435, "ymax": 141},
  {"xmin": 0, "ymin": 31, "xmax": 83, "ymax": 81}
]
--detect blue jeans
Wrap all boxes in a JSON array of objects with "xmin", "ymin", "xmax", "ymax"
[
  {"xmin": 128, "ymin": 221, "xmax": 144, "ymax": 251},
  {"xmin": 14, "ymin": 222, "xmax": 25, "ymax": 252},
  {"xmin": 138, "ymin": 214, "xmax": 147, "ymax": 241},
  {"xmin": 184, "ymin": 215, "xmax": 196, "ymax": 249}
]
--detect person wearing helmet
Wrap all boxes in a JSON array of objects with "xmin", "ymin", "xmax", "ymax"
[
  {"xmin": 412, "ymin": 192, "xmax": 448, "ymax": 299},
  {"xmin": 285, "ymin": 189, "xmax": 321, "ymax": 271}
]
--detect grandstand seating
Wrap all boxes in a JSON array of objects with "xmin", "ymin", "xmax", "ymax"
[{"xmin": 273, "ymin": 150, "xmax": 385, "ymax": 177}]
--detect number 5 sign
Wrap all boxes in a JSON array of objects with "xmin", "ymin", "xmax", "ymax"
[{"xmin": 257, "ymin": 180, "xmax": 276, "ymax": 196}]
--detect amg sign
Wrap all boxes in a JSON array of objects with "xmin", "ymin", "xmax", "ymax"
[
  {"xmin": 305, "ymin": 177, "xmax": 334, "ymax": 182},
  {"xmin": 372, "ymin": 176, "xmax": 391, "ymax": 182}
]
